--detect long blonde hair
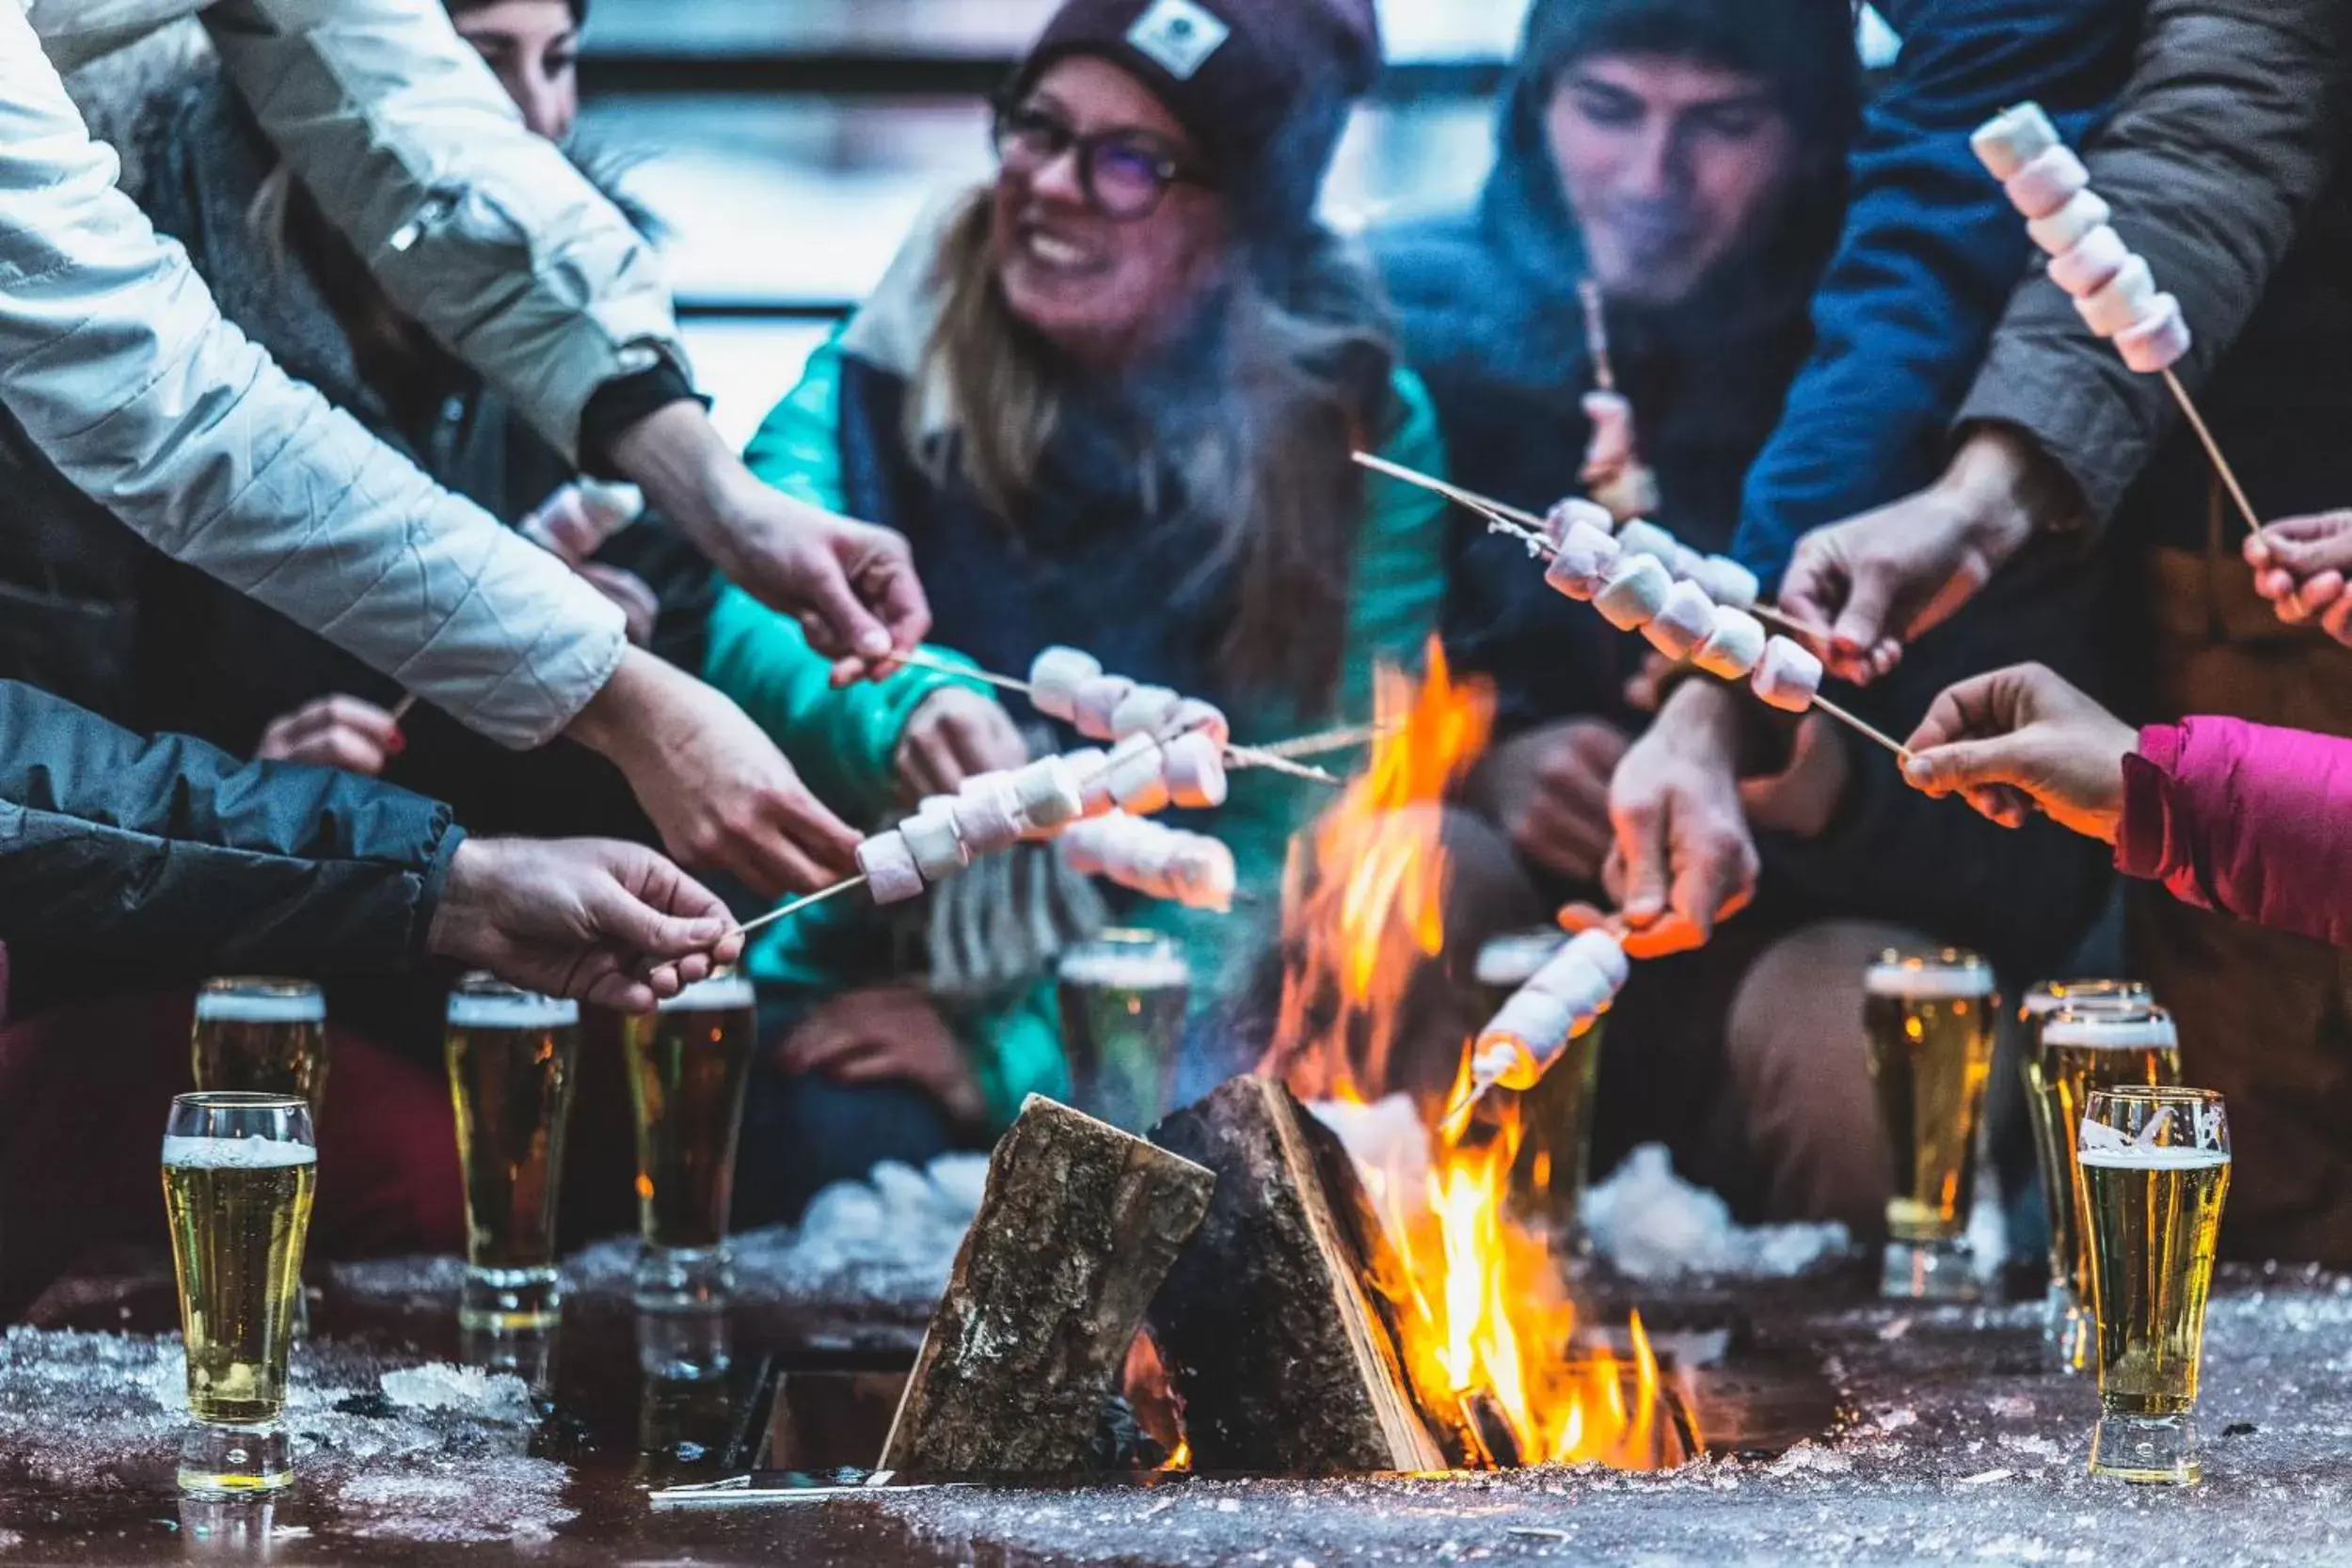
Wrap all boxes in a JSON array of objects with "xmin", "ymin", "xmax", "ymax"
[{"xmin": 911, "ymin": 191, "xmax": 1395, "ymax": 711}]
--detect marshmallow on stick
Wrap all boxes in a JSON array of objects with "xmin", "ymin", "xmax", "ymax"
[
  {"xmin": 1467, "ymin": 930, "xmax": 1629, "ymax": 1098},
  {"xmin": 1059, "ymin": 813, "xmax": 1237, "ymax": 912}
]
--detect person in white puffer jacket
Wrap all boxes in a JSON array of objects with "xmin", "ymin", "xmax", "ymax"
[{"xmin": 0, "ymin": 0, "xmax": 930, "ymax": 899}]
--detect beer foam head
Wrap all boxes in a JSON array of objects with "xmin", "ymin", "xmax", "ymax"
[
  {"xmin": 2075, "ymin": 1143, "xmax": 2231, "ymax": 1170},
  {"xmin": 2042, "ymin": 1006, "xmax": 2177, "ymax": 1049},
  {"xmin": 1867, "ymin": 950, "xmax": 1995, "ymax": 999},
  {"xmin": 1058, "ymin": 944, "xmax": 1190, "ymax": 991},
  {"xmin": 658, "ymin": 973, "xmax": 755, "ymax": 1012},
  {"xmin": 446, "ymin": 978, "xmax": 579, "ymax": 1030},
  {"xmin": 161, "ymin": 1134, "xmax": 316, "ymax": 1168},
  {"xmin": 195, "ymin": 982, "xmax": 324, "ymax": 1023},
  {"xmin": 1475, "ymin": 931, "xmax": 1565, "ymax": 989},
  {"xmin": 2024, "ymin": 978, "xmax": 2151, "ymax": 1018}
]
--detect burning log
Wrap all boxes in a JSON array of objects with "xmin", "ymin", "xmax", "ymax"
[
  {"xmin": 882, "ymin": 1096, "xmax": 1215, "ymax": 1479},
  {"xmin": 1147, "ymin": 1076, "xmax": 1452, "ymax": 1475}
]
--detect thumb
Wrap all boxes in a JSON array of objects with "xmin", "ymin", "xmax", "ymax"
[
  {"xmin": 583, "ymin": 873, "xmax": 732, "ymax": 960},
  {"xmin": 1831, "ymin": 561, "xmax": 1899, "ymax": 663},
  {"xmin": 801, "ymin": 550, "xmax": 895, "ymax": 663},
  {"xmin": 1902, "ymin": 735, "xmax": 2032, "ymax": 800}
]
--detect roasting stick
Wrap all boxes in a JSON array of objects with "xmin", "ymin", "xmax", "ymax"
[
  {"xmin": 1581, "ymin": 279, "xmax": 1618, "ymax": 393},
  {"xmin": 2162, "ymin": 368, "xmax": 2265, "ymax": 540},
  {"xmin": 735, "ymin": 874, "xmax": 870, "ymax": 939},
  {"xmin": 1350, "ymin": 451, "xmax": 1813, "ymax": 641},
  {"xmin": 882, "ymin": 648, "xmax": 1342, "ymax": 785}
]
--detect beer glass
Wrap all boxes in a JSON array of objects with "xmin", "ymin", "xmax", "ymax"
[
  {"xmin": 2080, "ymin": 1085, "xmax": 2231, "ymax": 1484},
  {"xmin": 1864, "ymin": 949, "xmax": 1998, "ymax": 1300},
  {"xmin": 192, "ymin": 978, "xmax": 327, "ymax": 1114},
  {"xmin": 1056, "ymin": 930, "xmax": 1190, "ymax": 1132},
  {"xmin": 162, "ymin": 1092, "xmax": 316, "ymax": 1497},
  {"xmin": 445, "ymin": 974, "xmax": 580, "ymax": 1333},
  {"xmin": 1474, "ymin": 930, "xmax": 1606, "ymax": 1245},
  {"xmin": 2036, "ymin": 999, "xmax": 2179, "ymax": 1370},
  {"xmin": 622, "ymin": 971, "xmax": 756, "ymax": 1316}
]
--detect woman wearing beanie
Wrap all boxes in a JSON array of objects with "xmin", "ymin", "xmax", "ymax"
[{"xmin": 712, "ymin": 0, "xmax": 1454, "ymax": 1190}]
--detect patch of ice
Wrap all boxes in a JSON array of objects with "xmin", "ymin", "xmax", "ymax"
[
  {"xmin": 378, "ymin": 1363, "xmax": 534, "ymax": 1423},
  {"xmin": 1581, "ymin": 1146, "xmax": 1851, "ymax": 1280}
]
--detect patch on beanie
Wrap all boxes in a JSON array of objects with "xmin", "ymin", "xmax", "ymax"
[{"xmin": 1125, "ymin": 0, "xmax": 1231, "ymax": 81}]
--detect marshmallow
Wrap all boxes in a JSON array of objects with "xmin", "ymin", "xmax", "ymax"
[
  {"xmin": 1582, "ymin": 389, "xmax": 1637, "ymax": 474},
  {"xmin": 1525, "ymin": 953, "xmax": 1616, "ymax": 1020},
  {"xmin": 1059, "ymin": 817, "xmax": 1110, "ymax": 876},
  {"xmin": 1063, "ymin": 747, "xmax": 1118, "ymax": 817},
  {"xmin": 1644, "ymin": 579, "xmax": 1719, "ymax": 661},
  {"xmin": 1593, "ymin": 464, "xmax": 1661, "ymax": 523},
  {"xmin": 1162, "ymin": 730, "xmax": 1229, "ymax": 810},
  {"xmin": 2005, "ymin": 145, "xmax": 2089, "ymax": 220},
  {"xmin": 1126, "ymin": 830, "xmax": 1182, "ymax": 898},
  {"xmin": 2027, "ymin": 189, "xmax": 2111, "ymax": 256},
  {"xmin": 1691, "ymin": 606, "xmax": 1769, "ymax": 681},
  {"xmin": 1162, "ymin": 697, "xmax": 1232, "ymax": 750},
  {"xmin": 1671, "ymin": 544, "xmax": 1711, "ymax": 584},
  {"xmin": 1010, "ymin": 757, "xmax": 1086, "ymax": 834},
  {"xmin": 1970, "ymin": 103, "xmax": 2060, "ymax": 181},
  {"xmin": 1111, "ymin": 683, "xmax": 1184, "ymax": 738},
  {"xmin": 898, "ymin": 805, "xmax": 970, "ymax": 883},
  {"xmin": 856, "ymin": 832, "xmax": 924, "ymax": 905},
  {"xmin": 2117, "ymin": 293, "xmax": 2193, "ymax": 374},
  {"xmin": 1544, "ymin": 496, "xmax": 1614, "ymax": 546},
  {"xmin": 1167, "ymin": 837, "xmax": 1237, "ymax": 913},
  {"xmin": 1753, "ymin": 636, "xmax": 1825, "ymax": 713},
  {"xmin": 950, "ymin": 783, "xmax": 1025, "ymax": 856},
  {"xmin": 1107, "ymin": 734, "xmax": 1171, "ymax": 816},
  {"xmin": 1475, "ymin": 990, "xmax": 1583, "ymax": 1091},
  {"xmin": 1545, "ymin": 518, "xmax": 1622, "ymax": 601},
  {"xmin": 1594, "ymin": 555, "xmax": 1676, "ymax": 631},
  {"xmin": 1027, "ymin": 646, "xmax": 1102, "ymax": 721},
  {"xmin": 1562, "ymin": 929, "xmax": 1630, "ymax": 990},
  {"xmin": 2046, "ymin": 225, "xmax": 2130, "ymax": 298},
  {"xmin": 1071, "ymin": 675, "xmax": 1136, "ymax": 740},
  {"xmin": 1693, "ymin": 554, "xmax": 1761, "ymax": 610},
  {"xmin": 2074, "ymin": 254, "xmax": 2156, "ymax": 337},
  {"xmin": 1614, "ymin": 519, "xmax": 1679, "ymax": 566}
]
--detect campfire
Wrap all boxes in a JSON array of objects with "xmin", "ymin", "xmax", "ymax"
[
  {"xmin": 1260, "ymin": 643, "xmax": 1683, "ymax": 1472},
  {"xmin": 880, "ymin": 645, "xmax": 1691, "ymax": 1482}
]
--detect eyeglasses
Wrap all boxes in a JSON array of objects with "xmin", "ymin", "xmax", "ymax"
[{"xmin": 993, "ymin": 101, "xmax": 1212, "ymax": 222}]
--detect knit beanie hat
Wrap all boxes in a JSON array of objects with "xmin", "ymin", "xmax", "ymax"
[
  {"xmin": 1518, "ymin": 0, "xmax": 1859, "ymax": 149},
  {"xmin": 1006, "ymin": 0, "xmax": 1383, "ymax": 231}
]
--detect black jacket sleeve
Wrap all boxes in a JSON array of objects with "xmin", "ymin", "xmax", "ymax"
[
  {"xmin": 1953, "ymin": 0, "xmax": 2346, "ymax": 528},
  {"xmin": 0, "ymin": 681, "xmax": 464, "ymax": 984}
]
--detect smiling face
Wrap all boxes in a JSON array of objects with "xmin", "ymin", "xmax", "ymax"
[
  {"xmin": 1544, "ymin": 52, "xmax": 1797, "ymax": 306},
  {"xmin": 451, "ymin": 0, "xmax": 580, "ymax": 142},
  {"xmin": 990, "ymin": 56, "xmax": 1232, "ymax": 368}
]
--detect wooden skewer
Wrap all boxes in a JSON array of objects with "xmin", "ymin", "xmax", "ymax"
[
  {"xmin": 389, "ymin": 694, "xmax": 419, "ymax": 723},
  {"xmin": 1580, "ymin": 280, "xmax": 1618, "ymax": 394},
  {"xmin": 736, "ymin": 874, "xmax": 869, "ymax": 939},
  {"xmin": 1811, "ymin": 694, "xmax": 1914, "ymax": 766},
  {"xmin": 1251, "ymin": 721, "xmax": 1397, "ymax": 760},
  {"xmin": 884, "ymin": 649, "xmax": 1340, "ymax": 786},
  {"xmin": 2161, "ymin": 368, "xmax": 2265, "ymax": 541}
]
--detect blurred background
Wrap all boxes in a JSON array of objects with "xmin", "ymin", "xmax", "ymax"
[{"xmin": 587, "ymin": 0, "xmax": 1899, "ymax": 442}]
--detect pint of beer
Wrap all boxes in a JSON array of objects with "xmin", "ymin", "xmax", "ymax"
[
  {"xmin": 445, "ymin": 974, "xmax": 580, "ymax": 1333},
  {"xmin": 1474, "ymin": 930, "xmax": 1606, "ymax": 1245},
  {"xmin": 621, "ymin": 971, "xmax": 755, "ymax": 1318},
  {"xmin": 2080, "ymin": 1085, "xmax": 2230, "ymax": 1484},
  {"xmin": 161, "ymin": 1091, "xmax": 316, "ymax": 1497},
  {"xmin": 1056, "ymin": 931, "xmax": 1190, "ymax": 1133},
  {"xmin": 1864, "ymin": 949, "xmax": 1998, "ymax": 1300},
  {"xmin": 192, "ymin": 978, "xmax": 328, "ymax": 1114}
]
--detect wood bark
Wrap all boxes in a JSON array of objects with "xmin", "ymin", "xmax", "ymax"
[
  {"xmin": 881, "ymin": 1095, "xmax": 1215, "ymax": 1478},
  {"xmin": 1148, "ymin": 1076, "xmax": 1450, "ymax": 1474}
]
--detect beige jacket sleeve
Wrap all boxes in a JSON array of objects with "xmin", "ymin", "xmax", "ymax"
[
  {"xmin": 200, "ymin": 0, "xmax": 690, "ymax": 465},
  {"xmin": 0, "ymin": 3, "xmax": 627, "ymax": 750}
]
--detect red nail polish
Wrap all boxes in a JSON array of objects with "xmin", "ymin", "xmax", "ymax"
[{"xmin": 386, "ymin": 729, "xmax": 407, "ymax": 757}]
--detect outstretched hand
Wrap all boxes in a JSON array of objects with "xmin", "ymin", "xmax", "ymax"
[
  {"xmin": 1899, "ymin": 663, "xmax": 2137, "ymax": 843},
  {"xmin": 427, "ymin": 836, "xmax": 746, "ymax": 1013},
  {"xmin": 2248, "ymin": 511, "xmax": 2352, "ymax": 644}
]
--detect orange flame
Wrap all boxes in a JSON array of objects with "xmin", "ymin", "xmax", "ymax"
[{"xmin": 1263, "ymin": 640, "xmax": 1681, "ymax": 1472}]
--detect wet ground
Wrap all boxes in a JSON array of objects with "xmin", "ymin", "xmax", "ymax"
[{"xmin": 8, "ymin": 1212, "xmax": 2352, "ymax": 1563}]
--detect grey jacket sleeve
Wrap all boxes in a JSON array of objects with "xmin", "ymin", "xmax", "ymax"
[
  {"xmin": 201, "ymin": 0, "xmax": 691, "ymax": 465},
  {"xmin": 1953, "ymin": 0, "xmax": 2347, "ymax": 528},
  {"xmin": 0, "ymin": 1, "xmax": 628, "ymax": 750},
  {"xmin": 0, "ymin": 681, "xmax": 463, "ymax": 978}
]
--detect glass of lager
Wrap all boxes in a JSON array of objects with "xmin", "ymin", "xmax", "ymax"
[
  {"xmin": 1056, "ymin": 930, "xmax": 1190, "ymax": 1132},
  {"xmin": 2080, "ymin": 1085, "xmax": 2230, "ymax": 1484},
  {"xmin": 161, "ymin": 1091, "xmax": 316, "ymax": 1497},
  {"xmin": 622, "ymin": 970, "xmax": 756, "ymax": 1317},
  {"xmin": 192, "ymin": 978, "xmax": 328, "ymax": 1114},
  {"xmin": 1475, "ymin": 930, "xmax": 1606, "ymax": 1247},
  {"xmin": 445, "ymin": 974, "xmax": 580, "ymax": 1333},
  {"xmin": 1864, "ymin": 949, "xmax": 1998, "ymax": 1300},
  {"xmin": 2033, "ymin": 996, "xmax": 2177, "ymax": 1371}
]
